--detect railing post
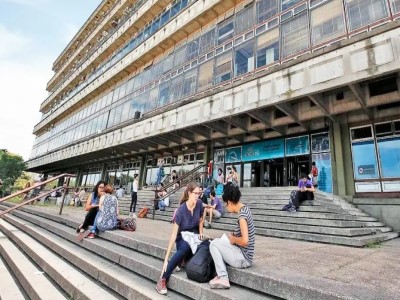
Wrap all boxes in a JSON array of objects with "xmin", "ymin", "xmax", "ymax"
[{"xmin": 59, "ymin": 177, "xmax": 70, "ymax": 215}]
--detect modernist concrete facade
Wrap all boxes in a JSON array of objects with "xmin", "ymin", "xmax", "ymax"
[{"xmin": 28, "ymin": 0, "xmax": 400, "ymax": 224}]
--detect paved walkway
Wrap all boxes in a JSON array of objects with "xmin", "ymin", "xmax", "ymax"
[{"xmin": 28, "ymin": 205, "xmax": 400, "ymax": 298}]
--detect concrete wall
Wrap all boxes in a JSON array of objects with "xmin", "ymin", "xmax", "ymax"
[{"xmin": 353, "ymin": 198, "xmax": 400, "ymax": 232}]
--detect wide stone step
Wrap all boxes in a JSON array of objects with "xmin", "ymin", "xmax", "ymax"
[
  {"xmin": 0, "ymin": 242, "xmax": 25, "ymax": 300},
  {"xmin": 0, "ymin": 219, "xmax": 120, "ymax": 300},
  {"xmin": 150, "ymin": 214, "xmax": 398, "ymax": 247},
  {"xmin": 0, "ymin": 212, "xmax": 187, "ymax": 300},
  {"xmin": 4, "ymin": 205, "xmax": 392, "ymax": 300},
  {"xmin": 1, "ymin": 207, "xmax": 273, "ymax": 300},
  {"xmin": 0, "ymin": 231, "xmax": 66, "ymax": 300}
]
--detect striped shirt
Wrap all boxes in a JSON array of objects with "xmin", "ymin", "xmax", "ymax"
[{"xmin": 233, "ymin": 205, "xmax": 255, "ymax": 263}]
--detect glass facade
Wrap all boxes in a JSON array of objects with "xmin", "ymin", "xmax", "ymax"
[
  {"xmin": 350, "ymin": 120, "xmax": 400, "ymax": 191},
  {"xmin": 32, "ymin": 0, "xmax": 395, "ymax": 159}
]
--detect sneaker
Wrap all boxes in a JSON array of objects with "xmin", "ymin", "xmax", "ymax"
[
  {"xmin": 76, "ymin": 229, "xmax": 89, "ymax": 241},
  {"xmin": 204, "ymin": 220, "xmax": 211, "ymax": 228},
  {"xmin": 156, "ymin": 278, "xmax": 167, "ymax": 295},
  {"xmin": 209, "ymin": 276, "xmax": 230, "ymax": 289},
  {"xmin": 86, "ymin": 232, "xmax": 96, "ymax": 239}
]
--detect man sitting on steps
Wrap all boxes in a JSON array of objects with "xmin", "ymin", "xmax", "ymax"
[{"xmin": 292, "ymin": 173, "xmax": 315, "ymax": 212}]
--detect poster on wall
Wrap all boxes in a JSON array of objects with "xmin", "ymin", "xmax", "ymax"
[
  {"xmin": 242, "ymin": 138, "xmax": 285, "ymax": 162},
  {"xmin": 225, "ymin": 146, "xmax": 242, "ymax": 163},
  {"xmin": 377, "ymin": 137, "xmax": 400, "ymax": 178},
  {"xmin": 312, "ymin": 153, "xmax": 333, "ymax": 193},
  {"xmin": 351, "ymin": 141, "xmax": 379, "ymax": 180},
  {"xmin": 213, "ymin": 149, "xmax": 225, "ymax": 164},
  {"xmin": 311, "ymin": 132, "xmax": 330, "ymax": 153},
  {"xmin": 285, "ymin": 135, "xmax": 310, "ymax": 156}
]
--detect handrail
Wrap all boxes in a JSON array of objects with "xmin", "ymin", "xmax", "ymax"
[
  {"xmin": 151, "ymin": 165, "xmax": 207, "ymax": 220},
  {"xmin": 0, "ymin": 186, "xmax": 65, "ymax": 218},
  {"xmin": 0, "ymin": 173, "xmax": 76, "ymax": 203},
  {"xmin": 0, "ymin": 173, "xmax": 76, "ymax": 217},
  {"xmin": 155, "ymin": 163, "xmax": 207, "ymax": 192}
]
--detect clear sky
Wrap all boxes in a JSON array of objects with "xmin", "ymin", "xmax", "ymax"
[{"xmin": 0, "ymin": 0, "xmax": 100, "ymax": 160}]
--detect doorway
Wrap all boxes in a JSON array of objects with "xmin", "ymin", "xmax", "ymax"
[
  {"xmin": 287, "ymin": 155, "xmax": 310, "ymax": 186},
  {"xmin": 264, "ymin": 158, "xmax": 284, "ymax": 187}
]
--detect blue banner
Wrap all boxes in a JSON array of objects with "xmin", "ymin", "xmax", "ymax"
[
  {"xmin": 285, "ymin": 135, "xmax": 310, "ymax": 156},
  {"xmin": 312, "ymin": 153, "xmax": 333, "ymax": 193},
  {"xmin": 242, "ymin": 138, "xmax": 285, "ymax": 162},
  {"xmin": 377, "ymin": 137, "xmax": 400, "ymax": 178},
  {"xmin": 351, "ymin": 141, "xmax": 379, "ymax": 179},
  {"xmin": 225, "ymin": 147, "xmax": 242, "ymax": 163}
]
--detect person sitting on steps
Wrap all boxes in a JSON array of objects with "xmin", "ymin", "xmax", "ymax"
[
  {"xmin": 292, "ymin": 173, "xmax": 315, "ymax": 211},
  {"xmin": 208, "ymin": 185, "xmax": 255, "ymax": 289},
  {"xmin": 76, "ymin": 180, "xmax": 106, "ymax": 240},
  {"xmin": 203, "ymin": 191, "xmax": 224, "ymax": 229},
  {"xmin": 156, "ymin": 182, "xmax": 204, "ymax": 295}
]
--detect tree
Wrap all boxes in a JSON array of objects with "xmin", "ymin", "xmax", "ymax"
[
  {"xmin": 0, "ymin": 150, "xmax": 27, "ymax": 193},
  {"xmin": 13, "ymin": 172, "xmax": 33, "ymax": 193}
]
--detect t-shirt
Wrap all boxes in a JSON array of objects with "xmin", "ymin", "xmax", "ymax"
[
  {"xmin": 233, "ymin": 205, "xmax": 255, "ymax": 263},
  {"xmin": 211, "ymin": 197, "xmax": 224, "ymax": 214},
  {"xmin": 132, "ymin": 180, "xmax": 138, "ymax": 193},
  {"xmin": 312, "ymin": 166, "xmax": 318, "ymax": 177},
  {"xmin": 175, "ymin": 200, "xmax": 204, "ymax": 236},
  {"xmin": 298, "ymin": 179, "xmax": 313, "ymax": 189},
  {"xmin": 116, "ymin": 188, "xmax": 124, "ymax": 198}
]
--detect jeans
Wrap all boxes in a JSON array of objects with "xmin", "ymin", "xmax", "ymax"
[
  {"xmin": 82, "ymin": 207, "xmax": 98, "ymax": 229},
  {"xmin": 210, "ymin": 236, "xmax": 251, "ymax": 280},
  {"xmin": 159, "ymin": 200, "xmax": 166, "ymax": 211},
  {"xmin": 293, "ymin": 190, "xmax": 314, "ymax": 209},
  {"xmin": 162, "ymin": 237, "xmax": 193, "ymax": 280},
  {"xmin": 90, "ymin": 212, "xmax": 100, "ymax": 233},
  {"xmin": 130, "ymin": 192, "xmax": 137, "ymax": 213}
]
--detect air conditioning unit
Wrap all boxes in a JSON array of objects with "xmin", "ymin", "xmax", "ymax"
[{"xmin": 134, "ymin": 111, "xmax": 141, "ymax": 119}]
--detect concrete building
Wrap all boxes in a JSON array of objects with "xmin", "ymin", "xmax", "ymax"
[{"xmin": 28, "ymin": 0, "xmax": 400, "ymax": 225}]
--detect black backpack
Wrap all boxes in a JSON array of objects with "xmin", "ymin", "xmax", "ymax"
[{"xmin": 186, "ymin": 240, "xmax": 216, "ymax": 283}]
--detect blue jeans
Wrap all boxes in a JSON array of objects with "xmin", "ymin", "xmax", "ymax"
[
  {"xmin": 159, "ymin": 200, "xmax": 166, "ymax": 210},
  {"xmin": 90, "ymin": 212, "xmax": 100, "ymax": 233},
  {"xmin": 162, "ymin": 237, "xmax": 193, "ymax": 280}
]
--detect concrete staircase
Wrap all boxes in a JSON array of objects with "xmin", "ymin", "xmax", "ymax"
[{"xmin": 118, "ymin": 187, "xmax": 398, "ymax": 247}]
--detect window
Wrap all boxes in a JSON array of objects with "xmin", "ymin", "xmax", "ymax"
[
  {"xmin": 311, "ymin": 0, "xmax": 346, "ymax": 45},
  {"xmin": 377, "ymin": 137, "xmax": 400, "ymax": 178},
  {"xmin": 183, "ymin": 68, "xmax": 198, "ymax": 97},
  {"xmin": 169, "ymin": 74, "xmax": 184, "ymax": 103},
  {"xmin": 375, "ymin": 122, "xmax": 393, "ymax": 136},
  {"xmin": 215, "ymin": 51, "xmax": 233, "ymax": 84},
  {"xmin": 391, "ymin": 0, "xmax": 400, "ymax": 14},
  {"xmin": 282, "ymin": 0, "xmax": 302, "ymax": 11},
  {"xmin": 163, "ymin": 54, "xmax": 174, "ymax": 73},
  {"xmin": 256, "ymin": 27, "xmax": 279, "ymax": 67},
  {"xmin": 197, "ymin": 60, "xmax": 214, "ymax": 91},
  {"xmin": 281, "ymin": 12, "xmax": 310, "ymax": 58},
  {"xmin": 351, "ymin": 126, "xmax": 373, "ymax": 140},
  {"xmin": 186, "ymin": 38, "xmax": 200, "ymax": 61},
  {"xmin": 235, "ymin": 6, "xmax": 255, "ymax": 35},
  {"xmin": 257, "ymin": 0, "xmax": 279, "ymax": 23},
  {"xmin": 170, "ymin": 0, "xmax": 182, "ymax": 18},
  {"xmin": 159, "ymin": 80, "xmax": 170, "ymax": 106},
  {"xmin": 152, "ymin": 61, "xmax": 164, "ymax": 78},
  {"xmin": 160, "ymin": 9, "xmax": 170, "ymax": 27},
  {"xmin": 346, "ymin": 0, "xmax": 389, "ymax": 31},
  {"xmin": 234, "ymin": 40, "xmax": 255, "ymax": 76},
  {"xmin": 199, "ymin": 28, "xmax": 216, "ymax": 55},
  {"xmin": 218, "ymin": 17, "xmax": 234, "ymax": 45},
  {"xmin": 174, "ymin": 45, "xmax": 187, "ymax": 68}
]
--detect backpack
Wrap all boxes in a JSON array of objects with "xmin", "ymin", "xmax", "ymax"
[
  {"xmin": 138, "ymin": 207, "xmax": 149, "ymax": 218},
  {"xmin": 117, "ymin": 217, "xmax": 136, "ymax": 231},
  {"xmin": 186, "ymin": 241, "xmax": 216, "ymax": 283}
]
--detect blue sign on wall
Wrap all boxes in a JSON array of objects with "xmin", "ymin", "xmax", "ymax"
[
  {"xmin": 225, "ymin": 147, "xmax": 242, "ymax": 163},
  {"xmin": 377, "ymin": 137, "xmax": 400, "ymax": 178},
  {"xmin": 242, "ymin": 138, "xmax": 285, "ymax": 162},
  {"xmin": 312, "ymin": 153, "xmax": 333, "ymax": 193},
  {"xmin": 285, "ymin": 135, "xmax": 310, "ymax": 156},
  {"xmin": 351, "ymin": 141, "xmax": 379, "ymax": 180}
]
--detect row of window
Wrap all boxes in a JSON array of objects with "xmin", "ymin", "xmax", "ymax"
[{"xmin": 32, "ymin": 0, "xmax": 397, "ymax": 158}]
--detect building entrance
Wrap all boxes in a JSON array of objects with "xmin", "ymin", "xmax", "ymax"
[
  {"xmin": 287, "ymin": 155, "xmax": 310, "ymax": 186},
  {"xmin": 264, "ymin": 158, "xmax": 284, "ymax": 187}
]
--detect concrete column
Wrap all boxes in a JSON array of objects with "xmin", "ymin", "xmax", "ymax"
[
  {"xmin": 204, "ymin": 140, "xmax": 213, "ymax": 164},
  {"xmin": 138, "ymin": 155, "xmax": 147, "ymax": 188},
  {"xmin": 331, "ymin": 117, "xmax": 355, "ymax": 196},
  {"xmin": 100, "ymin": 163, "xmax": 107, "ymax": 181}
]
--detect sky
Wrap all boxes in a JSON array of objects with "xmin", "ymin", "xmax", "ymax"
[{"xmin": 0, "ymin": 0, "xmax": 100, "ymax": 160}]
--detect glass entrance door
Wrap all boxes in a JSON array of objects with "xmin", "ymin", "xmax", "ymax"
[
  {"xmin": 264, "ymin": 158, "xmax": 284, "ymax": 186},
  {"xmin": 287, "ymin": 155, "xmax": 310, "ymax": 186}
]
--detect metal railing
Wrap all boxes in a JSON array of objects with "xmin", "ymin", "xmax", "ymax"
[
  {"xmin": 151, "ymin": 163, "xmax": 207, "ymax": 219},
  {"xmin": 0, "ymin": 173, "xmax": 76, "ymax": 218}
]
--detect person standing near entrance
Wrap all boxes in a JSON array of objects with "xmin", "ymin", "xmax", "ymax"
[
  {"xmin": 130, "ymin": 174, "xmax": 138, "ymax": 218},
  {"xmin": 311, "ymin": 162, "xmax": 318, "ymax": 188},
  {"xmin": 231, "ymin": 166, "xmax": 239, "ymax": 187}
]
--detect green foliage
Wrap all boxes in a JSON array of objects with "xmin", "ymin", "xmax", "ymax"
[
  {"xmin": 365, "ymin": 240, "xmax": 382, "ymax": 248},
  {"xmin": 0, "ymin": 150, "xmax": 27, "ymax": 192},
  {"xmin": 13, "ymin": 172, "xmax": 33, "ymax": 193}
]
